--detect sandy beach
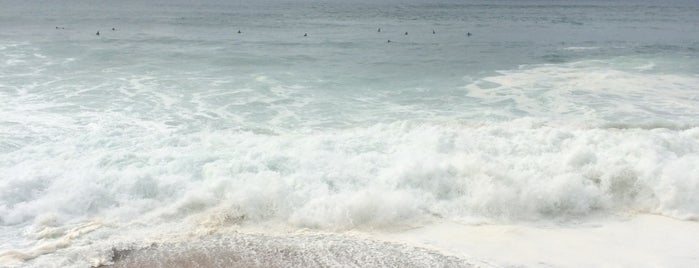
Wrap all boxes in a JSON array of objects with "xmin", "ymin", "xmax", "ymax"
[{"xmin": 96, "ymin": 214, "xmax": 699, "ymax": 268}]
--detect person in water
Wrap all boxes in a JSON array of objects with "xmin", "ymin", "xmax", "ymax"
[
  {"xmin": 304, "ymin": 33, "xmax": 307, "ymax": 37},
  {"xmin": 467, "ymin": 32, "xmax": 472, "ymax": 36},
  {"xmin": 378, "ymin": 28, "xmax": 381, "ymax": 32},
  {"xmin": 405, "ymin": 32, "xmax": 408, "ymax": 35},
  {"xmin": 433, "ymin": 29, "xmax": 436, "ymax": 34},
  {"xmin": 387, "ymin": 39, "xmax": 391, "ymax": 43},
  {"xmin": 238, "ymin": 30, "xmax": 241, "ymax": 34},
  {"xmin": 96, "ymin": 31, "xmax": 100, "ymax": 36}
]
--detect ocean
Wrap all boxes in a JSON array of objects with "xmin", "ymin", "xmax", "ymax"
[{"xmin": 1, "ymin": 0, "xmax": 699, "ymax": 267}]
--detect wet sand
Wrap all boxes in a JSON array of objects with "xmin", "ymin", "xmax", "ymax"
[{"xmin": 100, "ymin": 232, "xmax": 479, "ymax": 268}]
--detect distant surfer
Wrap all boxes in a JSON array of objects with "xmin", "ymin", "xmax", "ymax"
[
  {"xmin": 112, "ymin": 27, "xmax": 116, "ymax": 31},
  {"xmin": 304, "ymin": 33, "xmax": 307, "ymax": 37},
  {"xmin": 96, "ymin": 31, "xmax": 100, "ymax": 36},
  {"xmin": 405, "ymin": 32, "xmax": 408, "ymax": 35},
  {"xmin": 238, "ymin": 30, "xmax": 241, "ymax": 34},
  {"xmin": 378, "ymin": 28, "xmax": 381, "ymax": 32},
  {"xmin": 467, "ymin": 32, "xmax": 472, "ymax": 37},
  {"xmin": 387, "ymin": 39, "xmax": 391, "ymax": 43},
  {"xmin": 433, "ymin": 29, "xmax": 436, "ymax": 34}
]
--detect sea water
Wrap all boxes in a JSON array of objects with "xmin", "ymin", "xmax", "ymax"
[{"xmin": 1, "ymin": 0, "xmax": 699, "ymax": 267}]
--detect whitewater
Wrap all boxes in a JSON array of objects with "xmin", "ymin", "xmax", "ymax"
[{"xmin": 2, "ymin": 0, "xmax": 699, "ymax": 267}]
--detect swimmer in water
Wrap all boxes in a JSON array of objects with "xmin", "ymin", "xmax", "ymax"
[
  {"xmin": 96, "ymin": 31, "xmax": 100, "ymax": 36},
  {"xmin": 378, "ymin": 28, "xmax": 381, "ymax": 32},
  {"xmin": 304, "ymin": 33, "xmax": 307, "ymax": 37}
]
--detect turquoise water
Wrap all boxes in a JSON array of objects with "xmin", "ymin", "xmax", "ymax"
[{"xmin": 1, "ymin": 0, "xmax": 699, "ymax": 266}]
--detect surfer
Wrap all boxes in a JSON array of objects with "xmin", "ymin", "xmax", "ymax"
[
  {"xmin": 112, "ymin": 27, "xmax": 116, "ymax": 31},
  {"xmin": 378, "ymin": 28, "xmax": 381, "ymax": 32},
  {"xmin": 238, "ymin": 30, "xmax": 241, "ymax": 34},
  {"xmin": 405, "ymin": 32, "xmax": 408, "ymax": 35},
  {"xmin": 387, "ymin": 40, "xmax": 391, "ymax": 43},
  {"xmin": 433, "ymin": 29, "xmax": 436, "ymax": 34},
  {"xmin": 467, "ymin": 32, "xmax": 472, "ymax": 37},
  {"xmin": 96, "ymin": 31, "xmax": 100, "ymax": 36},
  {"xmin": 304, "ymin": 33, "xmax": 307, "ymax": 37}
]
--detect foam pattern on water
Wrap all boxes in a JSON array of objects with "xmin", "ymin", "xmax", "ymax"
[
  {"xmin": 3, "ymin": 120, "xmax": 699, "ymax": 267},
  {"xmin": 465, "ymin": 59, "xmax": 699, "ymax": 124},
  {"xmin": 2, "ymin": 37, "xmax": 699, "ymax": 266},
  {"xmin": 2, "ymin": 120, "xmax": 699, "ymax": 229}
]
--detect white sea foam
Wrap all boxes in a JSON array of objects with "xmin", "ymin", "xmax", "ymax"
[
  {"xmin": 2, "ymin": 120, "xmax": 698, "ymax": 229},
  {"xmin": 3, "ymin": 119, "xmax": 699, "ymax": 267},
  {"xmin": 464, "ymin": 60, "xmax": 699, "ymax": 124}
]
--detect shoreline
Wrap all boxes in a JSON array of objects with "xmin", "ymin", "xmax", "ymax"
[
  {"xmin": 376, "ymin": 214, "xmax": 699, "ymax": 267},
  {"xmin": 96, "ymin": 214, "xmax": 699, "ymax": 268}
]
